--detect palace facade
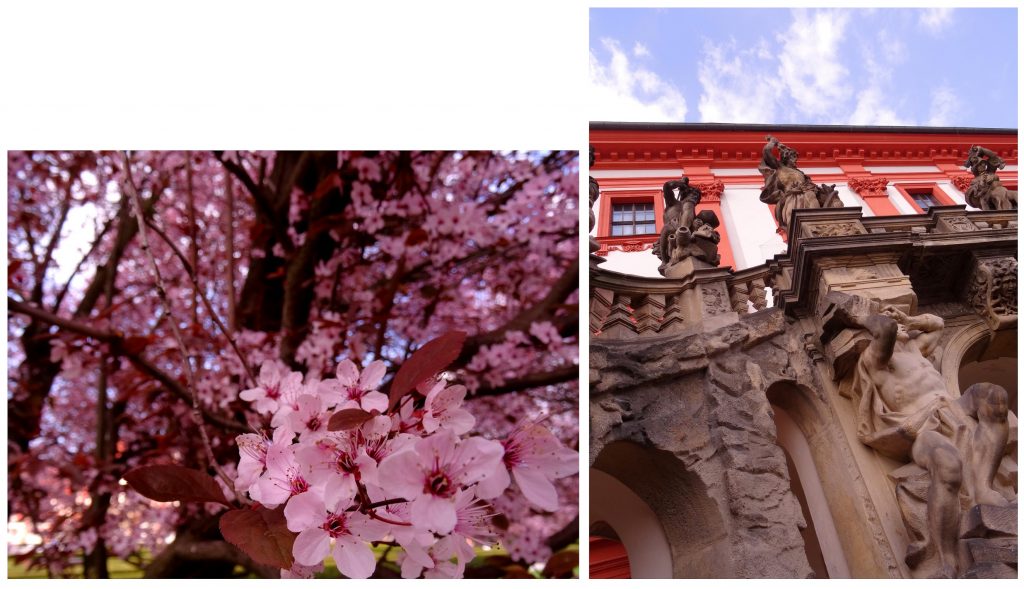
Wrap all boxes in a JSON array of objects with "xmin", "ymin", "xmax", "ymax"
[{"xmin": 589, "ymin": 122, "xmax": 1018, "ymax": 578}]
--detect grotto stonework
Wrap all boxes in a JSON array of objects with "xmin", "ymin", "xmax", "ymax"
[{"xmin": 590, "ymin": 197, "xmax": 1019, "ymax": 578}]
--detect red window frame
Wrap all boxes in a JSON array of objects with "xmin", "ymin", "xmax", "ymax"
[{"xmin": 892, "ymin": 182, "xmax": 956, "ymax": 214}]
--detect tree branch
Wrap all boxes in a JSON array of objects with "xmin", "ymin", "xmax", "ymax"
[
  {"xmin": 121, "ymin": 152, "xmax": 235, "ymax": 493},
  {"xmin": 456, "ymin": 256, "xmax": 579, "ymax": 367},
  {"xmin": 470, "ymin": 365, "xmax": 578, "ymax": 398},
  {"xmin": 8, "ymin": 296, "xmax": 248, "ymax": 433}
]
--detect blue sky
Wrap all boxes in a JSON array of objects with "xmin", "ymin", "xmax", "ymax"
[{"xmin": 590, "ymin": 8, "xmax": 1017, "ymax": 128}]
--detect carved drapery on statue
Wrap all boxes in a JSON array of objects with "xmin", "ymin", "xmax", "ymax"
[
  {"xmin": 759, "ymin": 135, "xmax": 843, "ymax": 238},
  {"xmin": 963, "ymin": 145, "xmax": 1018, "ymax": 211},
  {"xmin": 653, "ymin": 177, "xmax": 722, "ymax": 277},
  {"xmin": 821, "ymin": 292, "xmax": 1017, "ymax": 578}
]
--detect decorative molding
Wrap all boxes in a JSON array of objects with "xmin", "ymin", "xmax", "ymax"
[
  {"xmin": 951, "ymin": 174, "xmax": 973, "ymax": 193},
  {"xmin": 695, "ymin": 179, "xmax": 725, "ymax": 202},
  {"xmin": 608, "ymin": 241, "xmax": 654, "ymax": 253},
  {"xmin": 847, "ymin": 176, "xmax": 890, "ymax": 197}
]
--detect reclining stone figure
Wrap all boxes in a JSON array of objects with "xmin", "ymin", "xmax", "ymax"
[{"xmin": 830, "ymin": 299, "xmax": 1015, "ymax": 578}]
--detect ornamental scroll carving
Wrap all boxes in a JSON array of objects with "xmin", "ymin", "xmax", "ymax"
[
  {"xmin": 694, "ymin": 179, "xmax": 724, "ymax": 202},
  {"xmin": 848, "ymin": 176, "xmax": 890, "ymax": 198},
  {"xmin": 805, "ymin": 222, "xmax": 865, "ymax": 238},
  {"xmin": 965, "ymin": 256, "xmax": 1018, "ymax": 331},
  {"xmin": 609, "ymin": 241, "xmax": 652, "ymax": 253},
  {"xmin": 963, "ymin": 145, "xmax": 1018, "ymax": 211},
  {"xmin": 951, "ymin": 174, "xmax": 973, "ymax": 194}
]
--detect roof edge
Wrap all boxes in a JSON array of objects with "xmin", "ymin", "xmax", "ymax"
[{"xmin": 589, "ymin": 121, "xmax": 1018, "ymax": 135}]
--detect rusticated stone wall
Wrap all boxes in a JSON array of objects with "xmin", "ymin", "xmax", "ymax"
[{"xmin": 592, "ymin": 309, "xmax": 819, "ymax": 577}]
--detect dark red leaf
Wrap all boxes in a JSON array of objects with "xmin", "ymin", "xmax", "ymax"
[
  {"xmin": 388, "ymin": 331, "xmax": 467, "ymax": 410},
  {"xmin": 121, "ymin": 335, "xmax": 150, "ymax": 355},
  {"xmin": 220, "ymin": 506, "xmax": 295, "ymax": 570},
  {"xmin": 405, "ymin": 227, "xmax": 429, "ymax": 246},
  {"xmin": 327, "ymin": 408, "xmax": 373, "ymax": 431},
  {"xmin": 124, "ymin": 465, "xmax": 230, "ymax": 506},
  {"xmin": 542, "ymin": 550, "xmax": 579, "ymax": 578}
]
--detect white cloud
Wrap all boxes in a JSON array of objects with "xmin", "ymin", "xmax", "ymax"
[
  {"xmin": 775, "ymin": 9, "xmax": 852, "ymax": 119},
  {"xmin": 927, "ymin": 86, "xmax": 960, "ymax": 127},
  {"xmin": 919, "ymin": 9, "xmax": 954, "ymax": 34},
  {"xmin": 849, "ymin": 87, "xmax": 913, "ymax": 126},
  {"xmin": 633, "ymin": 42, "xmax": 650, "ymax": 58},
  {"xmin": 697, "ymin": 39, "xmax": 781, "ymax": 123},
  {"xmin": 589, "ymin": 38, "xmax": 687, "ymax": 122}
]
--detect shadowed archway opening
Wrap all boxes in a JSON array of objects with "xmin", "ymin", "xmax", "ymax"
[
  {"xmin": 767, "ymin": 382, "xmax": 852, "ymax": 578},
  {"xmin": 592, "ymin": 441, "xmax": 729, "ymax": 578}
]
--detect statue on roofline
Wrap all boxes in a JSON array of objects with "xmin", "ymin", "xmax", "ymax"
[
  {"xmin": 759, "ymin": 135, "xmax": 844, "ymax": 237},
  {"xmin": 963, "ymin": 145, "xmax": 1017, "ymax": 211},
  {"xmin": 653, "ymin": 176, "xmax": 721, "ymax": 276}
]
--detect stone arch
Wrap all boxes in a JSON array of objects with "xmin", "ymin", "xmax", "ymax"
[
  {"xmin": 765, "ymin": 379, "xmax": 894, "ymax": 578},
  {"xmin": 591, "ymin": 441, "xmax": 730, "ymax": 578},
  {"xmin": 940, "ymin": 318, "xmax": 1017, "ymax": 412},
  {"xmin": 771, "ymin": 402, "xmax": 847, "ymax": 578}
]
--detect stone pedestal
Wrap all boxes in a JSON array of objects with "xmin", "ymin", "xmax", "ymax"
[{"xmin": 959, "ymin": 503, "xmax": 1018, "ymax": 579}]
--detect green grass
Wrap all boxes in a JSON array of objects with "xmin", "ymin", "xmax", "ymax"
[
  {"xmin": 9, "ymin": 543, "xmax": 577, "ymax": 579},
  {"xmin": 8, "ymin": 556, "xmax": 145, "ymax": 579}
]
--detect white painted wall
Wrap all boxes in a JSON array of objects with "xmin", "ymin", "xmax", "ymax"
[
  {"xmin": 598, "ymin": 249, "xmax": 662, "ymax": 277},
  {"xmin": 886, "ymin": 185, "xmax": 918, "ymax": 215},
  {"xmin": 864, "ymin": 165, "xmax": 941, "ymax": 173},
  {"xmin": 721, "ymin": 186, "xmax": 786, "ymax": 269},
  {"xmin": 834, "ymin": 184, "xmax": 872, "ymax": 215}
]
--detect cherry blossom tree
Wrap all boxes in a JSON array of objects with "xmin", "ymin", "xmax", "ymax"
[{"xmin": 7, "ymin": 150, "xmax": 579, "ymax": 578}]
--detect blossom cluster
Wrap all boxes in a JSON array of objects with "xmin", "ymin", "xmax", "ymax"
[{"xmin": 233, "ymin": 359, "xmax": 578, "ymax": 579}]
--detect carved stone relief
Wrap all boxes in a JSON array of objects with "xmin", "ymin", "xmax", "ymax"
[
  {"xmin": 820, "ymin": 292, "xmax": 1018, "ymax": 578},
  {"xmin": 964, "ymin": 256, "xmax": 1018, "ymax": 331}
]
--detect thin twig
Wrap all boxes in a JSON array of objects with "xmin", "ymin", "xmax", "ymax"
[
  {"xmin": 142, "ymin": 217, "xmax": 256, "ymax": 386},
  {"xmin": 120, "ymin": 151, "xmax": 237, "ymax": 501}
]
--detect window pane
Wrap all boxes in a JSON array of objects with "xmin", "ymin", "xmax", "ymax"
[{"xmin": 612, "ymin": 225, "xmax": 623, "ymax": 236}]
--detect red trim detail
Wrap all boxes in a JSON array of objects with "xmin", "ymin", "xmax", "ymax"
[{"xmin": 591, "ymin": 128, "xmax": 1017, "ymax": 171}]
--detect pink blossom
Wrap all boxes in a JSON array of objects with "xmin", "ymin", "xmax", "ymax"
[
  {"xmin": 234, "ymin": 427, "xmax": 292, "ymax": 494},
  {"xmin": 321, "ymin": 359, "xmax": 388, "ymax": 413},
  {"xmin": 239, "ymin": 361, "xmax": 302, "ymax": 415},
  {"xmin": 377, "ymin": 430, "xmax": 503, "ymax": 534},
  {"xmin": 476, "ymin": 423, "xmax": 578, "ymax": 511},
  {"xmin": 283, "ymin": 489, "xmax": 387, "ymax": 579},
  {"xmin": 421, "ymin": 380, "xmax": 475, "ymax": 435},
  {"xmin": 252, "ymin": 446, "xmax": 316, "ymax": 508},
  {"xmin": 284, "ymin": 394, "xmax": 330, "ymax": 442}
]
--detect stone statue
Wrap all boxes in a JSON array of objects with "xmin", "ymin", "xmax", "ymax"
[
  {"xmin": 963, "ymin": 145, "xmax": 1017, "ymax": 210},
  {"xmin": 759, "ymin": 136, "xmax": 843, "ymax": 237},
  {"xmin": 654, "ymin": 177, "xmax": 721, "ymax": 276},
  {"xmin": 589, "ymin": 147, "xmax": 601, "ymax": 258},
  {"xmin": 839, "ymin": 302, "xmax": 1013, "ymax": 577}
]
